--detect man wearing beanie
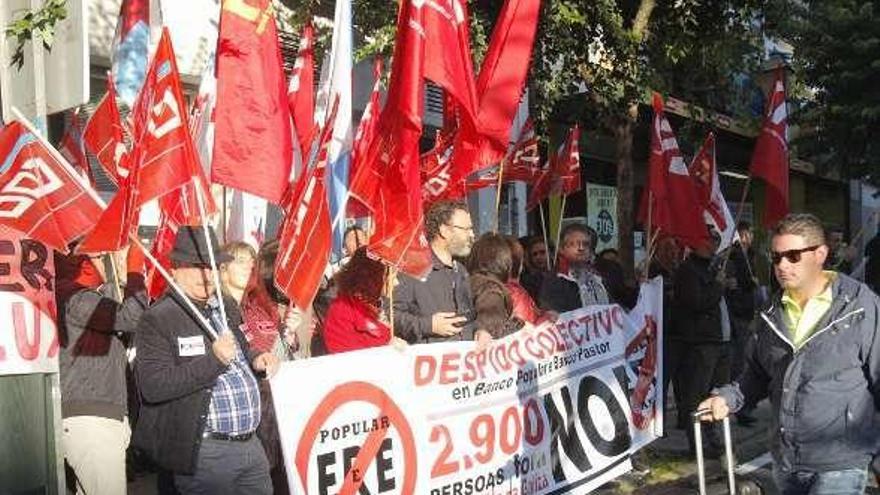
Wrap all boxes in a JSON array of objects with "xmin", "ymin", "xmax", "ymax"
[{"xmin": 56, "ymin": 243, "xmax": 148, "ymax": 495}]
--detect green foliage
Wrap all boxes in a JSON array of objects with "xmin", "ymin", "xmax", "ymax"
[
  {"xmin": 771, "ymin": 0, "xmax": 880, "ymax": 184},
  {"xmin": 4, "ymin": 0, "xmax": 68, "ymax": 70}
]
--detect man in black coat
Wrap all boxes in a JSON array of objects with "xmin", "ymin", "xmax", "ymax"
[
  {"xmin": 674, "ymin": 228, "xmax": 733, "ymax": 455},
  {"xmin": 701, "ymin": 214, "xmax": 880, "ymax": 494},
  {"xmin": 133, "ymin": 226, "xmax": 279, "ymax": 494},
  {"xmin": 393, "ymin": 200, "xmax": 486, "ymax": 344}
]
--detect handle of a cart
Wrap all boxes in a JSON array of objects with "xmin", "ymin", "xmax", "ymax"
[{"xmin": 693, "ymin": 409, "xmax": 736, "ymax": 495}]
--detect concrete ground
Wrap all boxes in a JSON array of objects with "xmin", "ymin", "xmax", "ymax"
[{"xmin": 124, "ymin": 399, "xmax": 879, "ymax": 494}]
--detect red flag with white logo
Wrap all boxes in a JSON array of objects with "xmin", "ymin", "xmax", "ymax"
[
  {"xmin": 350, "ymin": 0, "xmax": 433, "ymax": 278},
  {"xmin": 421, "ymin": 131, "xmax": 457, "ymax": 204},
  {"xmin": 83, "ymin": 76, "xmax": 130, "ymax": 185},
  {"xmin": 749, "ymin": 68, "xmax": 789, "ymax": 227},
  {"xmin": 274, "ymin": 99, "xmax": 337, "ymax": 311},
  {"xmin": 0, "ymin": 121, "xmax": 104, "ymax": 253},
  {"xmin": 638, "ymin": 93, "xmax": 709, "ymax": 248},
  {"xmin": 347, "ymin": 57, "xmax": 383, "ymax": 218},
  {"xmin": 552, "ymin": 124, "xmax": 581, "ymax": 196},
  {"xmin": 467, "ymin": 118, "xmax": 540, "ymax": 190},
  {"xmin": 451, "ymin": 0, "xmax": 541, "ymax": 183},
  {"xmin": 78, "ymin": 29, "xmax": 200, "ymax": 253},
  {"xmin": 288, "ymin": 21, "xmax": 316, "ymax": 166},
  {"xmin": 689, "ymin": 133, "xmax": 737, "ymax": 250},
  {"xmin": 212, "ymin": 0, "xmax": 292, "ymax": 204}
]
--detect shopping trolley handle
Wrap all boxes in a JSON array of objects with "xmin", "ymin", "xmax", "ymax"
[{"xmin": 693, "ymin": 408, "xmax": 719, "ymax": 421}]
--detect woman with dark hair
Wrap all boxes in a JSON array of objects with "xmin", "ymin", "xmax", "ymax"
[
  {"xmin": 468, "ymin": 233, "xmax": 524, "ymax": 338},
  {"xmin": 322, "ymin": 248, "xmax": 396, "ymax": 354},
  {"xmin": 505, "ymin": 236, "xmax": 553, "ymax": 325}
]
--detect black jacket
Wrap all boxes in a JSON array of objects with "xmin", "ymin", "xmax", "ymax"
[
  {"xmin": 393, "ymin": 252, "xmax": 475, "ymax": 344},
  {"xmin": 673, "ymin": 254, "xmax": 725, "ymax": 343},
  {"xmin": 716, "ymin": 274, "xmax": 880, "ymax": 472},
  {"xmin": 132, "ymin": 291, "xmax": 258, "ymax": 474},
  {"xmin": 725, "ymin": 244, "xmax": 757, "ymax": 319}
]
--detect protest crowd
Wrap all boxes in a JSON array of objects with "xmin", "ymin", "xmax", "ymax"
[{"xmin": 2, "ymin": 0, "xmax": 880, "ymax": 494}]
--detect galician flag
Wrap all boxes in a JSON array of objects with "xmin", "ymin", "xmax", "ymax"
[{"xmin": 315, "ymin": 0, "xmax": 353, "ymax": 255}]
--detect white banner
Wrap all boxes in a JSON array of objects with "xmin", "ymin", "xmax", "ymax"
[
  {"xmin": 0, "ymin": 228, "xmax": 58, "ymax": 375},
  {"xmin": 273, "ymin": 279, "xmax": 664, "ymax": 495}
]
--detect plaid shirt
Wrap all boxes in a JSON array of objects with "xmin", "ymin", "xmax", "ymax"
[{"xmin": 204, "ymin": 297, "xmax": 261, "ymax": 435}]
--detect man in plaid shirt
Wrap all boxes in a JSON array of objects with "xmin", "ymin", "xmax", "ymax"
[{"xmin": 133, "ymin": 226, "xmax": 279, "ymax": 494}]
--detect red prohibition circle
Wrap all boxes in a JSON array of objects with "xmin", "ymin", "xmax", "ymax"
[{"xmin": 295, "ymin": 381, "xmax": 418, "ymax": 495}]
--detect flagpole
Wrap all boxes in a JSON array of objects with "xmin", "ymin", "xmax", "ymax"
[
  {"xmin": 538, "ymin": 203, "xmax": 552, "ymax": 269},
  {"xmin": 193, "ymin": 178, "xmax": 230, "ymax": 334},
  {"xmin": 10, "ymin": 107, "xmax": 220, "ymax": 340},
  {"xmin": 553, "ymin": 195, "xmax": 568, "ymax": 263},
  {"xmin": 385, "ymin": 266, "xmax": 397, "ymax": 340},
  {"xmin": 493, "ymin": 158, "xmax": 508, "ymax": 234}
]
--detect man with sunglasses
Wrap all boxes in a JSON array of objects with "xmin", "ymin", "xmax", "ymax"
[{"xmin": 699, "ymin": 213, "xmax": 880, "ymax": 494}]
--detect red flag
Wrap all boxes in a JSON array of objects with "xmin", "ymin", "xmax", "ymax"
[
  {"xmin": 274, "ymin": 99, "xmax": 338, "ymax": 311},
  {"xmin": 350, "ymin": 0, "xmax": 433, "ymax": 278},
  {"xmin": 421, "ymin": 131, "xmax": 457, "ymax": 204},
  {"xmin": 59, "ymin": 110, "xmax": 93, "ymax": 186},
  {"xmin": 288, "ymin": 21, "xmax": 316, "ymax": 164},
  {"xmin": 78, "ymin": 29, "xmax": 199, "ymax": 253},
  {"xmin": 83, "ymin": 77, "xmax": 130, "ymax": 184},
  {"xmin": 449, "ymin": 0, "xmax": 541, "ymax": 191},
  {"xmin": 212, "ymin": 0, "xmax": 292, "ymax": 204},
  {"xmin": 749, "ymin": 68, "xmax": 789, "ymax": 227},
  {"xmin": 466, "ymin": 118, "xmax": 540, "ymax": 190},
  {"xmin": 0, "ymin": 121, "xmax": 104, "ymax": 253},
  {"xmin": 638, "ymin": 93, "xmax": 708, "ymax": 248},
  {"xmin": 347, "ymin": 57, "xmax": 383, "ymax": 218},
  {"xmin": 689, "ymin": 132, "xmax": 737, "ymax": 250},
  {"xmin": 551, "ymin": 124, "xmax": 581, "ymax": 196},
  {"xmin": 526, "ymin": 166, "xmax": 552, "ymax": 211}
]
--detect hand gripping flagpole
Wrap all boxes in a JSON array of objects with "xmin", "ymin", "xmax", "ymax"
[
  {"xmin": 192, "ymin": 178, "xmax": 229, "ymax": 334},
  {"xmin": 11, "ymin": 106, "xmax": 219, "ymax": 340}
]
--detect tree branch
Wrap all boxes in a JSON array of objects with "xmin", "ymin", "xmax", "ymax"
[{"xmin": 631, "ymin": 0, "xmax": 657, "ymax": 40}]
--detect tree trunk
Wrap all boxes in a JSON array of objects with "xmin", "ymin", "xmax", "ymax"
[{"xmin": 613, "ymin": 104, "xmax": 639, "ymax": 282}]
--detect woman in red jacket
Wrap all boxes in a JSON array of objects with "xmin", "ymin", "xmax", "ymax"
[{"xmin": 323, "ymin": 248, "xmax": 396, "ymax": 354}]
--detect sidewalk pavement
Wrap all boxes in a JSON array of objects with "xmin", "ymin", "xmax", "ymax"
[{"xmin": 594, "ymin": 399, "xmax": 880, "ymax": 494}]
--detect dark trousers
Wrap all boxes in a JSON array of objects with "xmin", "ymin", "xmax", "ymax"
[
  {"xmin": 174, "ymin": 436, "xmax": 272, "ymax": 495},
  {"xmin": 680, "ymin": 342, "xmax": 731, "ymax": 422},
  {"xmin": 663, "ymin": 339, "xmax": 687, "ymax": 428}
]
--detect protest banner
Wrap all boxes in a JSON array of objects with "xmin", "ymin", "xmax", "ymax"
[
  {"xmin": 0, "ymin": 227, "xmax": 57, "ymax": 375},
  {"xmin": 272, "ymin": 279, "xmax": 664, "ymax": 495}
]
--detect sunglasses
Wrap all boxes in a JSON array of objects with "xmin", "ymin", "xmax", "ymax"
[{"xmin": 770, "ymin": 245, "xmax": 821, "ymax": 265}]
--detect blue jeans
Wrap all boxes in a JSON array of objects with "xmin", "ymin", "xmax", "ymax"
[{"xmin": 773, "ymin": 467, "xmax": 868, "ymax": 495}]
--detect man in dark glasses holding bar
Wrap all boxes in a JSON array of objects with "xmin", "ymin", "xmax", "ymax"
[{"xmin": 698, "ymin": 213, "xmax": 880, "ymax": 495}]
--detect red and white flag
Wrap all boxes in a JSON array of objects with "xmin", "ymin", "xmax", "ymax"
[
  {"xmin": 526, "ymin": 166, "xmax": 552, "ymax": 211},
  {"xmin": 79, "ymin": 29, "xmax": 200, "ymax": 253},
  {"xmin": 59, "ymin": 109, "xmax": 93, "ymax": 185},
  {"xmin": 82, "ymin": 76, "xmax": 130, "ymax": 185},
  {"xmin": 274, "ymin": 99, "xmax": 338, "ymax": 311},
  {"xmin": 350, "ymin": 0, "xmax": 435, "ymax": 278},
  {"xmin": 347, "ymin": 57, "xmax": 383, "ymax": 218},
  {"xmin": 288, "ymin": 21, "xmax": 316, "ymax": 166},
  {"xmin": 450, "ymin": 0, "xmax": 541, "ymax": 183},
  {"xmin": 551, "ymin": 124, "xmax": 581, "ymax": 196},
  {"xmin": 466, "ymin": 118, "xmax": 540, "ymax": 190},
  {"xmin": 421, "ymin": 131, "xmax": 457, "ymax": 204},
  {"xmin": 749, "ymin": 68, "xmax": 789, "ymax": 227},
  {"xmin": 689, "ymin": 133, "xmax": 737, "ymax": 250},
  {"xmin": 0, "ymin": 121, "xmax": 104, "ymax": 253},
  {"xmin": 638, "ymin": 93, "xmax": 709, "ymax": 249},
  {"xmin": 212, "ymin": 0, "xmax": 292, "ymax": 204}
]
